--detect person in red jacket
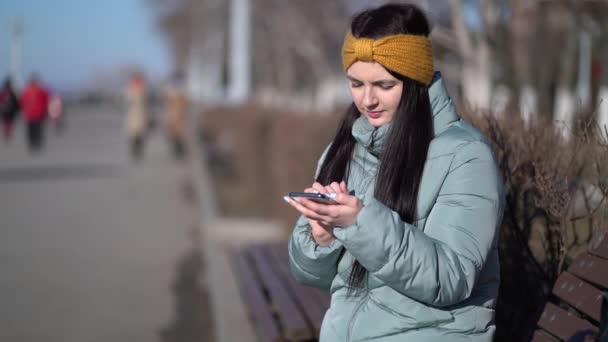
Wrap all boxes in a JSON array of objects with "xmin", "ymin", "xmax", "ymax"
[{"xmin": 20, "ymin": 75, "xmax": 49, "ymax": 152}]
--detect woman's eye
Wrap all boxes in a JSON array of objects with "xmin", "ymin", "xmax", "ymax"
[
  {"xmin": 350, "ymin": 83, "xmax": 363, "ymax": 88},
  {"xmin": 379, "ymin": 84, "xmax": 394, "ymax": 90}
]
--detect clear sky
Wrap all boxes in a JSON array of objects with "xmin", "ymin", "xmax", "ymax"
[{"xmin": 0, "ymin": 0, "xmax": 170, "ymax": 91}]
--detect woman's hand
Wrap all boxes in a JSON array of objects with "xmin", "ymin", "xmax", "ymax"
[
  {"xmin": 287, "ymin": 187, "xmax": 335, "ymax": 246},
  {"xmin": 285, "ymin": 181, "xmax": 363, "ymax": 230},
  {"xmin": 309, "ymin": 219, "xmax": 335, "ymax": 246}
]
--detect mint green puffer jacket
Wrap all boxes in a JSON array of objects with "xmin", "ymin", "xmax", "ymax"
[{"xmin": 288, "ymin": 75, "xmax": 504, "ymax": 342}]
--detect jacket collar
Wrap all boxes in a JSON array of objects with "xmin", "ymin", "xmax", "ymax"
[
  {"xmin": 351, "ymin": 72, "xmax": 460, "ymax": 156},
  {"xmin": 429, "ymin": 71, "xmax": 460, "ymax": 136}
]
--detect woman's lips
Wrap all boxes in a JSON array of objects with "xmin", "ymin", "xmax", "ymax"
[{"xmin": 367, "ymin": 111, "xmax": 383, "ymax": 119}]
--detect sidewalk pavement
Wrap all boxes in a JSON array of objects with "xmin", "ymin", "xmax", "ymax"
[{"xmin": 0, "ymin": 106, "xmax": 211, "ymax": 342}]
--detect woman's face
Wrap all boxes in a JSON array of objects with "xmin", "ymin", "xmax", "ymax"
[{"xmin": 347, "ymin": 61, "xmax": 403, "ymax": 127}]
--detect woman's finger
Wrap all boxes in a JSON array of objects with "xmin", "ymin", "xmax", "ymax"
[
  {"xmin": 312, "ymin": 182, "xmax": 327, "ymax": 194},
  {"xmin": 329, "ymin": 182, "xmax": 342, "ymax": 194},
  {"xmin": 299, "ymin": 198, "xmax": 337, "ymax": 218},
  {"xmin": 284, "ymin": 196, "xmax": 328, "ymax": 221},
  {"xmin": 340, "ymin": 181, "xmax": 348, "ymax": 193}
]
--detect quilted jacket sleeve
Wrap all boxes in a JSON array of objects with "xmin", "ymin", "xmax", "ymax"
[
  {"xmin": 332, "ymin": 141, "xmax": 504, "ymax": 306},
  {"xmin": 288, "ymin": 144, "xmax": 344, "ymax": 290}
]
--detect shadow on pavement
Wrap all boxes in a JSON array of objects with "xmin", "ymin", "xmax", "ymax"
[
  {"xmin": 159, "ymin": 224, "xmax": 214, "ymax": 342},
  {"xmin": 0, "ymin": 164, "xmax": 123, "ymax": 183}
]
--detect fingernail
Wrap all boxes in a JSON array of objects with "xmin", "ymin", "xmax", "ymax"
[
  {"xmin": 283, "ymin": 196, "xmax": 291, "ymax": 204},
  {"xmin": 312, "ymin": 190, "xmax": 319, "ymax": 193},
  {"xmin": 291, "ymin": 196, "xmax": 301, "ymax": 202},
  {"xmin": 327, "ymin": 193, "xmax": 337, "ymax": 199}
]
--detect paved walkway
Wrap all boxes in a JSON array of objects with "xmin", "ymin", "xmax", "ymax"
[{"xmin": 0, "ymin": 106, "xmax": 212, "ymax": 342}]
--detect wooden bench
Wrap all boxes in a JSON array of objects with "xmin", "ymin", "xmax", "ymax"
[
  {"xmin": 532, "ymin": 229, "xmax": 608, "ymax": 342},
  {"xmin": 233, "ymin": 242, "xmax": 331, "ymax": 342}
]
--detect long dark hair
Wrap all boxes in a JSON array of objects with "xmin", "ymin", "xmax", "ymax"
[{"xmin": 315, "ymin": 3, "xmax": 434, "ymax": 294}]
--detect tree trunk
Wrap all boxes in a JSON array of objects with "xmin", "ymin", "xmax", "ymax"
[
  {"xmin": 598, "ymin": 32, "xmax": 608, "ymax": 139},
  {"xmin": 576, "ymin": 30, "xmax": 592, "ymax": 111},
  {"xmin": 520, "ymin": 85, "xmax": 538, "ymax": 128},
  {"xmin": 187, "ymin": 0, "xmax": 227, "ymax": 105},
  {"xmin": 553, "ymin": 14, "xmax": 577, "ymax": 141},
  {"xmin": 227, "ymin": 0, "xmax": 251, "ymax": 103},
  {"xmin": 511, "ymin": 1, "xmax": 538, "ymax": 123},
  {"xmin": 462, "ymin": 52, "xmax": 492, "ymax": 111},
  {"xmin": 448, "ymin": 0, "xmax": 492, "ymax": 112},
  {"xmin": 598, "ymin": 86, "xmax": 608, "ymax": 140},
  {"xmin": 554, "ymin": 87, "xmax": 575, "ymax": 139}
]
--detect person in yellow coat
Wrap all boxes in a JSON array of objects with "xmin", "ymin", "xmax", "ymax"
[
  {"xmin": 125, "ymin": 72, "xmax": 149, "ymax": 160},
  {"xmin": 162, "ymin": 74, "xmax": 188, "ymax": 160}
]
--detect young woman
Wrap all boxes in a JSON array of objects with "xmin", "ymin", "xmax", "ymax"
[{"xmin": 285, "ymin": 3, "xmax": 504, "ymax": 341}]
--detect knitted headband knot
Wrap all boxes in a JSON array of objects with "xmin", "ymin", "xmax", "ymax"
[
  {"xmin": 342, "ymin": 31, "xmax": 434, "ymax": 86},
  {"xmin": 353, "ymin": 37, "xmax": 375, "ymax": 62}
]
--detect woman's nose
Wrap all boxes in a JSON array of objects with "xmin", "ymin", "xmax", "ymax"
[{"xmin": 362, "ymin": 88, "xmax": 378, "ymax": 108}]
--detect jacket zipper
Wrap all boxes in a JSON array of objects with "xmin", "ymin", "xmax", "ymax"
[{"xmin": 346, "ymin": 293, "xmax": 369, "ymax": 342}]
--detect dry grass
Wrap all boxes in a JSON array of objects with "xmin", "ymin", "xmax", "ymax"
[{"xmin": 465, "ymin": 111, "xmax": 608, "ymax": 341}]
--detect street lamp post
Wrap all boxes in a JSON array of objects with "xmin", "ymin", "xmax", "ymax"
[{"xmin": 10, "ymin": 18, "xmax": 24, "ymax": 90}]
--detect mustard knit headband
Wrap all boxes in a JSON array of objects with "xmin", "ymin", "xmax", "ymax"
[{"xmin": 342, "ymin": 31, "xmax": 434, "ymax": 86}]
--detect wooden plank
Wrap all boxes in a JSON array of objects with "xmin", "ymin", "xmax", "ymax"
[
  {"xmin": 274, "ymin": 242, "xmax": 331, "ymax": 309},
  {"xmin": 267, "ymin": 243, "xmax": 328, "ymax": 337},
  {"xmin": 250, "ymin": 245, "xmax": 313, "ymax": 341},
  {"xmin": 270, "ymin": 242, "xmax": 330, "ymax": 314},
  {"xmin": 537, "ymin": 303, "xmax": 598, "ymax": 341},
  {"xmin": 569, "ymin": 253, "xmax": 608, "ymax": 289},
  {"xmin": 311, "ymin": 287, "xmax": 331, "ymax": 309},
  {"xmin": 553, "ymin": 272, "xmax": 604, "ymax": 322},
  {"xmin": 589, "ymin": 229, "xmax": 608, "ymax": 259},
  {"xmin": 530, "ymin": 329, "xmax": 560, "ymax": 342},
  {"xmin": 234, "ymin": 251, "xmax": 283, "ymax": 342}
]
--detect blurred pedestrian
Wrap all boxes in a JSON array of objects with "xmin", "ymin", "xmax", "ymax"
[
  {"xmin": 48, "ymin": 91, "xmax": 65, "ymax": 135},
  {"xmin": 20, "ymin": 75, "xmax": 49, "ymax": 153},
  {"xmin": 0, "ymin": 78, "xmax": 20, "ymax": 142},
  {"xmin": 162, "ymin": 73, "xmax": 188, "ymax": 160},
  {"xmin": 124, "ymin": 72, "xmax": 149, "ymax": 161}
]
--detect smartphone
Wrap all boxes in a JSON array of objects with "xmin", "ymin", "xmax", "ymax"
[{"xmin": 288, "ymin": 192, "xmax": 337, "ymax": 205}]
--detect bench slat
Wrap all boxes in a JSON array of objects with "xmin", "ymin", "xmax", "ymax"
[
  {"xmin": 590, "ymin": 229, "xmax": 608, "ymax": 259},
  {"xmin": 530, "ymin": 329, "xmax": 560, "ymax": 342},
  {"xmin": 234, "ymin": 252, "xmax": 283, "ymax": 342},
  {"xmin": 273, "ymin": 242, "xmax": 332, "ymax": 308},
  {"xmin": 311, "ymin": 287, "xmax": 331, "ymax": 309},
  {"xmin": 267, "ymin": 243, "xmax": 328, "ymax": 337},
  {"xmin": 569, "ymin": 253, "xmax": 608, "ymax": 289},
  {"xmin": 249, "ymin": 246, "xmax": 314, "ymax": 341},
  {"xmin": 537, "ymin": 302, "xmax": 598, "ymax": 340},
  {"xmin": 553, "ymin": 272, "xmax": 604, "ymax": 322},
  {"xmin": 270, "ymin": 243, "xmax": 330, "ymax": 312}
]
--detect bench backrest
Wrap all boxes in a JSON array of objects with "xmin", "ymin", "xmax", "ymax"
[{"xmin": 532, "ymin": 229, "xmax": 608, "ymax": 342}]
